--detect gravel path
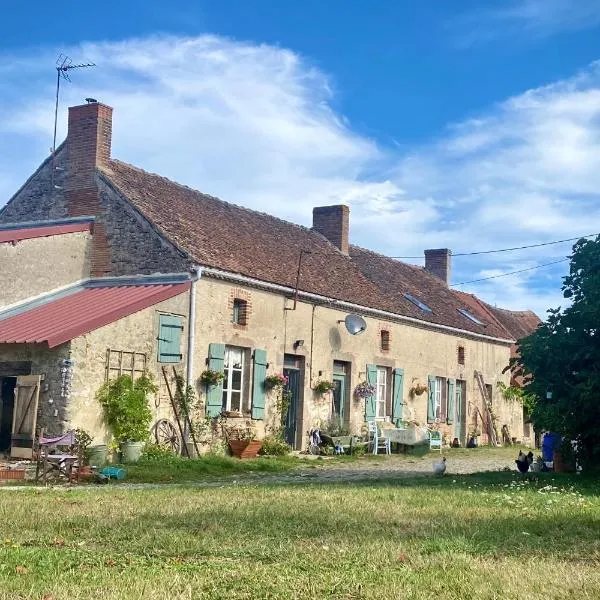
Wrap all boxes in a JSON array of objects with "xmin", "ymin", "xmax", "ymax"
[{"xmin": 0, "ymin": 452, "xmax": 518, "ymax": 491}]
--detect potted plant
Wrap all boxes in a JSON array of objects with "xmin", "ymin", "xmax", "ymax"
[
  {"xmin": 265, "ymin": 373, "xmax": 288, "ymax": 390},
  {"xmin": 313, "ymin": 380, "xmax": 335, "ymax": 395},
  {"xmin": 320, "ymin": 415, "xmax": 353, "ymax": 451},
  {"xmin": 74, "ymin": 428, "xmax": 94, "ymax": 476},
  {"xmin": 354, "ymin": 381, "xmax": 376, "ymax": 400},
  {"xmin": 223, "ymin": 422, "xmax": 263, "ymax": 459},
  {"xmin": 200, "ymin": 369, "xmax": 225, "ymax": 387},
  {"xmin": 96, "ymin": 373, "xmax": 156, "ymax": 463}
]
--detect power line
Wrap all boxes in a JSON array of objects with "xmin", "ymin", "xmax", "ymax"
[
  {"xmin": 389, "ymin": 232, "xmax": 599, "ymax": 259},
  {"xmin": 451, "ymin": 258, "xmax": 570, "ymax": 287}
]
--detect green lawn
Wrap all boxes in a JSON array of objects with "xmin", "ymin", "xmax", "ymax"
[{"xmin": 1, "ymin": 469, "xmax": 599, "ymax": 599}]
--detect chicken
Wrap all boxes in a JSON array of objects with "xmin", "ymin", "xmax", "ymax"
[
  {"xmin": 433, "ymin": 456, "xmax": 447, "ymax": 475},
  {"xmin": 515, "ymin": 451, "xmax": 534, "ymax": 474}
]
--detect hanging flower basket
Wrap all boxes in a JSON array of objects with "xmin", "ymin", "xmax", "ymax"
[
  {"xmin": 313, "ymin": 380, "xmax": 335, "ymax": 395},
  {"xmin": 354, "ymin": 381, "xmax": 376, "ymax": 400},
  {"xmin": 200, "ymin": 369, "xmax": 225, "ymax": 387},
  {"xmin": 265, "ymin": 373, "xmax": 288, "ymax": 390},
  {"xmin": 410, "ymin": 383, "xmax": 428, "ymax": 397}
]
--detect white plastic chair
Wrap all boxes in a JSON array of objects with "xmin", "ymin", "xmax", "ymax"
[
  {"xmin": 429, "ymin": 430, "xmax": 442, "ymax": 454},
  {"xmin": 367, "ymin": 421, "xmax": 391, "ymax": 455}
]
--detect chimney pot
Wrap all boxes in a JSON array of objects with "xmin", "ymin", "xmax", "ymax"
[
  {"xmin": 424, "ymin": 248, "xmax": 452, "ymax": 286},
  {"xmin": 312, "ymin": 205, "xmax": 350, "ymax": 255}
]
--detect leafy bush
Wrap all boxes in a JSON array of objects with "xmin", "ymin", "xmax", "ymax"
[
  {"xmin": 260, "ymin": 435, "xmax": 291, "ymax": 456},
  {"xmin": 96, "ymin": 374, "xmax": 156, "ymax": 443},
  {"xmin": 142, "ymin": 443, "xmax": 176, "ymax": 461}
]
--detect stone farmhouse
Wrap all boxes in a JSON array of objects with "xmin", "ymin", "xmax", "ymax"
[{"xmin": 0, "ymin": 100, "xmax": 539, "ymax": 456}]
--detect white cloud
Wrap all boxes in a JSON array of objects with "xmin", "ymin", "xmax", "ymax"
[
  {"xmin": 1, "ymin": 34, "xmax": 600, "ymax": 319},
  {"xmin": 455, "ymin": 0, "xmax": 600, "ymax": 46}
]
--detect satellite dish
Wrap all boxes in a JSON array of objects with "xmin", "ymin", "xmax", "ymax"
[{"xmin": 344, "ymin": 314, "xmax": 367, "ymax": 335}]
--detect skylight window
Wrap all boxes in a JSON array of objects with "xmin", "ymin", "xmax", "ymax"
[
  {"xmin": 458, "ymin": 308, "xmax": 484, "ymax": 326},
  {"xmin": 403, "ymin": 293, "xmax": 432, "ymax": 313}
]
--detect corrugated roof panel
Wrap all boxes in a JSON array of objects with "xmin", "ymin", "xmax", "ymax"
[{"xmin": 0, "ymin": 283, "xmax": 190, "ymax": 348}]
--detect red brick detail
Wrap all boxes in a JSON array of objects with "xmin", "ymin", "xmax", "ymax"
[
  {"xmin": 228, "ymin": 288, "xmax": 252, "ymax": 329},
  {"xmin": 65, "ymin": 102, "xmax": 114, "ymax": 277},
  {"xmin": 312, "ymin": 205, "xmax": 349, "ymax": 255},
  {"xmin": 378, "ymin": 322, "xmax": 391, "ymax": 353},
  {"xmin": 457, "ymin": 345, "xmax": 465, "ymax": 365}
]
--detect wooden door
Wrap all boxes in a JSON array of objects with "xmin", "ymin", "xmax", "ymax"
[{"xmin": 10, "ymin": 375, "xmax": 41, "ymax": 459}]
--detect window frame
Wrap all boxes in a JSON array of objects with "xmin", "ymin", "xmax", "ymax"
[
  {"xmin": 458, "ymin": 308, "xmax": 484, "ymax": 326},
  {"xmin": 380, "ymin": 330, "xmax": 390, "ymax": 352},
  {"xmin": 232, "ymin": 298, "xmax": 248, "ymax": 326},
  {"xmin": 375, "ymin": 367, "xmax": 387, "ymax": 420},
  {"xmin": 403, "ymin": 293, "xmax": 433, "ymax": 313},
  {"xmin": 222, "ymin": 346, "xmax": 246, "ymax": 412}
]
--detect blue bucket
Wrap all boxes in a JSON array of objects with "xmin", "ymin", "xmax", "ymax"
[
  {"xmin": 101, "ymin": 467, "xmax": 126, "ymax": 480},
  {"xmin": 542, "ymin": 432, "xmax": 561, "ymax": 462}
]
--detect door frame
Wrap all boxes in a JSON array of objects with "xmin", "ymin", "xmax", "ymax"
[
  {"xmin": 332, "ymin": 373, "xmax": 346, "ymax": 421},
  {"xmin": 455, "ymin": 380, "xmax": 466, "ymax": 445},
  {"xmin": 283, "ymin": 354, "xmax": 305, "ymax": 450}
]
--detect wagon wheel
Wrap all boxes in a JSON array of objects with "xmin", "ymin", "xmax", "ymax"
[{"xmin": 154, "ymin": 419, "xmax": 181, "ymax": 454}]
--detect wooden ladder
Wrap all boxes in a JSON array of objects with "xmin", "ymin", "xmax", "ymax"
[{"xmin": 474, "ymin": 371, "xmax": 499, "ymax": 446}]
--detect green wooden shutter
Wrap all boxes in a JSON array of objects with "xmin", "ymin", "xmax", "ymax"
[
  {"xmin": 447, "ymin": 378, "xmax": 455, "ymax": 425},
  {"xmin": 392, "ymin": 368, "xmax": 404, "ymax": 425},
  {"xmin": 158, "ymin": 315, "xmax": 183, "ymax": 363},
  {"xmin": 206, "ymin": 343, "xmax": 225, "ymax": 417},
  {"xmin": 427, "ymin": 375, "xmax": 436, "ymax": 423},
  {"xmin": 251, "ymin": 349, "xmax": 267, "ymax": 420},
  {"xmin": 365, "ymin": 364, "xmax": 377, "ymax": 421}
]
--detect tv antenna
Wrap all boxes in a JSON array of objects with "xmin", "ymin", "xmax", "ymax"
[{"xmin": 51, "ymin": 54, "xmax": 96, "ymax": 186}]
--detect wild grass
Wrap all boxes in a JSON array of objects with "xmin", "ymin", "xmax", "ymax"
[{"xmin": 0, "ymin": 469, "xmax": 599, "ymax": 599}]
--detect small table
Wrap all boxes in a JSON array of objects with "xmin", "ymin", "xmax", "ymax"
[{"xmin": 382, "ymin": 426, "xmax": 430, "ymax": 446}]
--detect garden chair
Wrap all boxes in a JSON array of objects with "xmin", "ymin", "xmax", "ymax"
[
  {"xmin": 367, "ymin": 421, "xmax": 391, "ymax": 455},
  {"xmin": 35, "ymin": 429, "xmax": 82, "ymax": 485},
  {"xmin": 429, "ymin": 430, "xmax": 443, "ymax": 454}
]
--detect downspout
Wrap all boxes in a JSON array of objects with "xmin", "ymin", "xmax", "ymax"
[{"xmin": 185, "ymin": 265, "xmax": 202, "ymax": 441}]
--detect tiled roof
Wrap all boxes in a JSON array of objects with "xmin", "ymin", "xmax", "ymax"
[
  {"xmin": 0, "ymin": 280, "xmax": 190, "ymax": 348},
  {"xmin": 350, "ymin": 247, "xmax": 512, "ymax": 339},
  {"xmin": 483, "ymin": 304, "xmax": 541, "ymax": 341},
  {"xmin": 101, "ymin": 160, "xmax": 398, "ymax": 313},
  {"xmin": 99, "ymin": 159, "xmax": 518, "ymax": 340}
]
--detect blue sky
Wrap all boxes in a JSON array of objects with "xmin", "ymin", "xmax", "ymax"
[{"xmin": 2, "ymin": 0, "xmax": 600, "ymax": 317}]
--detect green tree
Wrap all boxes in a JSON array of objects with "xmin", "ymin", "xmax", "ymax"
[{"xmin": 515, "ymin": 236, "xmax": 600, "ymax": 470}]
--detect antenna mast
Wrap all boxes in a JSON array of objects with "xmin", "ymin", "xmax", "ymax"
[{"xmin": 51, "ymin": 54, "xmax": 96, "ymax": 187}]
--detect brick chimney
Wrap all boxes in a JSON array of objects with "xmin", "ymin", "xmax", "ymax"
[
  {"xmin": 312, "ymin": 205, "xmax": 349, "ymax": 255},
  {"xmin": 65, "ymin": 100, "xmax": 113, "ymax": 276},
  {"xmin": 425, "ymin": 248, "xmax": 452, "ymax": 286}
]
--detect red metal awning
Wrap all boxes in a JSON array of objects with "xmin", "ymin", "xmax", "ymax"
[
  {"xmin": 0, "ymin": 221, "xmax": 93, "ymax": 244},
  {"xmin": 0, "ymin": 283, "xmax": 190, "ymax": 348}
]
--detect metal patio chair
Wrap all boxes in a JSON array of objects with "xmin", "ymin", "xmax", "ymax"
[
  {"xmin": 35, "ymin": 429, "xmax": 82, "ymax": 485},
  {"xmin": 367, "ymin": 420, "xmax": 391, "ymax": 455}
]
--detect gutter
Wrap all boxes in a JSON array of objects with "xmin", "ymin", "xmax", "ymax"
[{"xmin": 201, "ymin": 267, "xmax": 515, "ymax": 345}]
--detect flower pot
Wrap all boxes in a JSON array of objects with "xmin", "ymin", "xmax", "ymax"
[
  {"xmin": 553, "ymin": 450, "xmax": 575, "ymax": 473},
  {"xmin": 87, "ymin": 444, "xmax": 108, "ymax": 467},
  {"xmin": 121, "ymin": 441, "xmax": 145, "ymax": 463},
  {"xmin": 228, "ymin": 440, "xmax": 263, "ymax": 459}
]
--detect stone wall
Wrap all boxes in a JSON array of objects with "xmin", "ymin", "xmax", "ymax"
[
  {"xmin": 0, "ymin": 148, "xmax": 68, "ymax": 223},
  {"xmin": 68, "ymin": 292, "xmax": 189, "ymax": 444},
  {"xmin": 98, "ymin": 177, "xmax": 192, "ymax": 276},
  {"xmin": 0, "ymin": 231, "xmax": 91, "ymax": 307},
  {"xmin": 190, "ymin": 276, "xmax": 521, "ymax": 449},
  {"xmin": 0, "ymin": 342, "xmax": 71, "ymax": 435}
]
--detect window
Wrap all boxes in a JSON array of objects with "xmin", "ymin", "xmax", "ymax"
[
  {"xmin": 432, "ymin": 377, "xmax": 448, "ymax": 421},
  {"xmin": 158, "ymin": 314, "xmax": 183, "ymax": 363},
  {"xmin": 222, "ymin": 346, "xmax": 246, "ymax": 412},
  {"xmin": 457, "ymin": 346, "xmax": 465, "ymax": 365},
  {"xmin": 403, "ymin": 293, "xmax": 432, "ymax": 313},
  {"xmin": 376, "ymin": 367, "xmax": 387, "ymax": 419},
  {"xmin": 458, "ymin": 308, "xmax": 484, "ymax": 326},
  {"xmin": 232, "ymin": 298, "xmax": 248, "ymax": 326},
  {"xmin": 380, "ymin": 330, "xmax": 390, "ymax": 352}
]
